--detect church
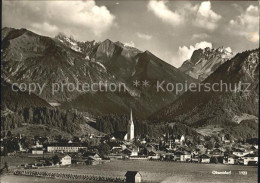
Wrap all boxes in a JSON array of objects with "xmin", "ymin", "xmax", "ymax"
[{"xmin": 124, "ymin": 109, "xmax": 134, "ymax": 141}]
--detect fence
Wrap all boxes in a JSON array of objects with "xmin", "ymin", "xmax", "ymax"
[{"xmin": 11, "ymin": 169, "xmax": 126, "ymax": 182}]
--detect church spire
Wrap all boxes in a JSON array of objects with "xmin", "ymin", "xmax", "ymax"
[
  {"xmin": 130, "ymin": 108, "xmax": 133, "ymax": 123},
  {"xmin": 127, "ymin": 108, "xmax": 134, "ymax": 141}
]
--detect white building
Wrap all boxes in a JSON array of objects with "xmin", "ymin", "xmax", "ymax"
[
  {"xmin": 180, "ymin": 135, "xmax": 185, "ymax": 142},
  {"xmin": 233, "ymin": 149, "xmax": 249, "ymax": 157},
  {"xmin": 61, "ymin": 155, "xmax": 71, "ymax": 165},
  {"xmin": 47, "ymin": 143, "xmax": 86, "ymax": 153},
  {"xmin": 32, "ymin": 148, "xmax": 44, "ymax": 155},
  {"xmin": 241, "ymin": 154, "xmax": 258, "ymax": 165},
  {"xmin": 124, "ymin": 109, "xmax": 134, "ymax": 141},
  {"xmin": 32, "ymin": 142, "xmax": 43, "ymax": 149},
  {"xmin": 131, "ymin": 148, "xmax": 138, "ymax": 156}
]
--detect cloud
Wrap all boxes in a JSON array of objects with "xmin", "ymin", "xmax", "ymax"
[
  {"xmin": 45, "ymin": 1, "xmax": 115, "ymax": 36},
  {"xmin": 31, "ymin": 22, "xmax": 59, "ymax": 35},
  {"xmin": 229, "ymin": 5, "xmax": 259, "ymax": 43},
  {"xmin": 148, "ymin": 1, "xmax": 221, "ymax": 31},
  {"xmin": 136, "ymin": 32, "xmax": 152, "ymax": 40},
  {"xmin": 177, "ymin": 41, "xmax": 213, "ymax": 66},
  {"xmin": 191, "ymin": 33, "xmax": 209, "ymax": 40},
  {"xmin": 124, "ymin": 41, "xmax": 135, "ymax": 47},
  {"xmin": 3, "ymin": 0, "xmax": 115, "ymax": 37},
  {"xmin": 193, "ymin": 1, "xmax": 221, "ymax": 30},
  {"xmin": 148, "ymin": 0, "xmax": 183, "ymax": 26},
  {"xmin": 231, "ymin": 3, "xmax": 243, "ymax": 13}
]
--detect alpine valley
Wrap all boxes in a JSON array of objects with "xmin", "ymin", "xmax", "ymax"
[{"xmin": 1, "ymin": 27, "xmax": 259, "ymax": 139}]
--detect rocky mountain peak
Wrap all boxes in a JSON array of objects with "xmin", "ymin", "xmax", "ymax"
[
  {"xmin": 55, "ymin": 33, "xmax": 98, "ymax": 56},
  {"xmin": 226, "ymin": 49, "xmax": 259, "ymax": 82},
  {"xmin": 151, "ymin": 48, "xmax": 259, "ymax": 134},
  {"xmin": 180, "ymin": 46, "xmax": 234, "ymax": 81}
]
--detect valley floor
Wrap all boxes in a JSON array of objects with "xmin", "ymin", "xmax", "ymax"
[{"xmin": 1, "ymin": 160, "xmax": 257, "ymax": 183}]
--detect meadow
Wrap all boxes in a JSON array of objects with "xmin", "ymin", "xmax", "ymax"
[{"xmin": 1, "ymin": 160, "xmax": 257, "ymax": 183}]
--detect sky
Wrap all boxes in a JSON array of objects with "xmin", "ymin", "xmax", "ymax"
[{"xmin": 2, "ymin": 0, "xmax": 259, "ymax": 67}]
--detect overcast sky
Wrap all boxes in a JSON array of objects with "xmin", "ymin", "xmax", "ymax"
[{"xmin": 2, "ymin": 0, "xmax": 259, "ymax": 67}]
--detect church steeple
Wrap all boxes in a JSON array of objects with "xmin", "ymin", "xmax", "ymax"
[
  {"xmin": 127, "ymin": 108, "xmax": 134, "ymax": 141},
  {"xmin": 130, "ymin": 108, "xmax": 133, "ymax": 124}
]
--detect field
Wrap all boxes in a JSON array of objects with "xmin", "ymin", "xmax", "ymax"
[
  {"xmin": 1, "ymin": 160, "xmax": 257, "ymax": 183},
  {"xmin": 196, "ymin": 126, "xmax": 223, "ymax": 136}
]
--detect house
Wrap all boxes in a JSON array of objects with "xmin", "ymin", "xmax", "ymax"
[
  {"xmin": 241, "ymin": 154, "xmax": 258, "ymax": 165},
  {"xmin": 89, "ymin": 153, "xmax": 102, "ymax": 161},
  {"xmin": 221, "ymin": 135, "xmax": 225, "ymax": 142},
  {"xmin": 164, "ymin": 153, "xmax": 174, "ymax": 161},
  {"xmin": 224, "ymin": 140, "xmax": 231, "ymax": 144},
  {"xmin": 148, "ymin": 151, "xmax": 160, "ymax": 159},
  {"xmin": 144, "ymin": 146, "xmax": 155, "ymax": 154},
  {"xmin": 18, "ymin": 143, "xmax": 27, "ymax": 152},
  {"xmin": 110, "ymin": 136, "xmax": 116, "ymax": 141},
  {"xmin": 122, "ymin": 148, "xmax": 132, "ymax": 156},
  {"xmin": 191, "ymin": 155, "xmax": 199, "ymax": 162},
  {"xmin": 84, "ymin": 152, "xmax": 102, "ymax": 161},
  {"xmin": 140, "ymin": 139, "xmax": 147, "ymax": 144},
  {"xmin": 32, "ymin": 142, "xmax": 43, "ymax": 149},
  {"xmin": 107, "ymin": 141, "xmax": 122, "ymax": 150},
  {"xmin": 174, "ymin": 135, "xmax": 185, "ymax": 144},
  {"xmin": 174, "ymin": 151, "xmax": 183, "ymax": 161},
  {"xmin": 86, "ymin": 156, "xmax": 103, "ymax": 165},
  {"xmin": 131, "ymin": 150, "xmax": 138, "ymax": 157},
  {"xmin": 223, "ymin": 155, "xmax": 238, "ymax": 165},
  {"xmin": 181, "ymin": 152, "xmax": 191, "ymax": 161},
  {"xmin": 61, "ymin": 155, "xmax": 71, "ymax": 165},
  {"xmin": 86, "ymin": 153, "xmax": 102, "ymax": 165},
  {"xmin": 232, "ymin": 149, "xmax": 249, "ymax": 157},
  {"xmin": 196, "ymin": 145, "xmax": 206, "ymax": 154},
  {"xmin": 125, "ymin": 171, "xmax": 142, "ymax": 183},
  {"xmin": 180, "ymin": 135, "xmax": 185, "ymax": 142},
  {"xmin": 211, "ymin": 148, "xmax": 224, "ymax": 157},
  {"xmin": 32, "ymin": 148, "xmax": 44, "ymax": 155},
  {"xmin": 174, "ymin": 151, "xmax": 191, "ymax": 161},
  {"xmin": 199, "ymin": 154, "xmax": 210, "ymax": 163}
]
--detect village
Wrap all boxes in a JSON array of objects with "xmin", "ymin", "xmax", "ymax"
[{"xmin": 0, "ymin": 111, "xmax": 258, "ymax": 182}]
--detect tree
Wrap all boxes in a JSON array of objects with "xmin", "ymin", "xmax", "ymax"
[
  {"xmin": 210, "ymin": 157, "xmax": 218, "ymax": 164},
  {"xmin": 52, "ymin": 155, "xmax": 60, "ymax": 165},
  {"xmin": 98, "ymin": 143, "xmax": 110, "ymax": 158},
  {"xmin": 215, "ymin": 143, "xmax": 221, "ymax": 148},
  {"xmin": 4, "ymin": 162, "xmax": 8, "ymax": 171},
  {"xmin": 7, "ymin": 131, "xmax": 12, "ymax": 138},
  {"xmin": 225, "ymin": 146, "xmax": 232, "ymax": 154},
  {"xmin": 205, "ymin": 140, "xmax": 214, "ymax": 149}
]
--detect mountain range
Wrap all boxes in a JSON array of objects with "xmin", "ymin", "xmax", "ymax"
[
  {"xmin": 1, "ymin": 27, "xmax": 196, "ymax": 118},
  {"xmin": 151, "ymin": 49, "xmax": 259, "ymax": 137},
  {"xmin": 1, "ymin": 27, "xmax": 259, "ymax": 138}
]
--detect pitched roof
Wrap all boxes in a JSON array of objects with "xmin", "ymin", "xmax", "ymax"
[
  {"xmin": 244, "ymin": 154, "xmax": 257, "ymax": 157},
  {"xmin": 232, "ymin": 148, "xmax": 244, "ymax": 152},
  {"xmin": 48, "ymin": 143, "xmax": 86, "ymax": 147},
  {"xmin": 112, "ymin": 131, "xmax": 127, "ymax": 140},
  {"xmin": 199, "ymin": 154, "xmax": 210, "ymax": 158},
  {"xmin": 58, "ymin": 154, "xmax": 71, "ymax": 159},
  {"xmin": 175, "ymin": 151, "xmax": 185, "ymax": 155},
  {"xmin": 125, "ymin": 171, "xmax": 141, "ymax": 177},
  {"xmin": 107, "ymin": 141, "xmax": 122, "ymax": 148}
]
